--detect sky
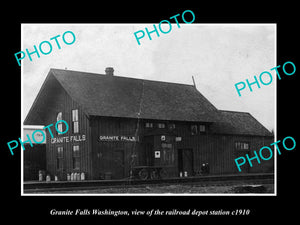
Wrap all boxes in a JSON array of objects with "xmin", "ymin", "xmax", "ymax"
[{"xmin": 22, "ymin": 23, "xmax": 275, "ymax": 131}]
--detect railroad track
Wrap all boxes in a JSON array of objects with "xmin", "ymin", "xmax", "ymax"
[{"xmin": 23, "ymin": 173, "xmax": 274, "ymax": 193}]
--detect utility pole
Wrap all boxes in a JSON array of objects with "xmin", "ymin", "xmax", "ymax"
[{"xmin": 192, "ymin": 76, "xmax": 196, "ymax": 88}]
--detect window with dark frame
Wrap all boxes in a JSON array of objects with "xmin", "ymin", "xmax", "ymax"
[
  {"xmin": 168, "ymin": 123, "xmax": 176, "ymax": 130},
  {"xmin": 57, "ymin": 146, "xmax": 63, "ymax": 170},
  {"xmin": 145, "ymin": 122, "xmax": 153, "ymax": 128},
  {"xmin": 199, "ymin": 124, "xmax": 206, "ymax": 133},
  {"xmin": 56, "ymin": 112, "xmax": 63, "ymax": 135},
  {"xmin": 73, "ymin": 145, "xmax": 80, "ymax": 170},
  {"xmin": 235, "ymin": 142, "xmax": 249, "ymax": 150},
  {"xmin": 72, "ymin": 109, "xmax": 79, "ymax": 133},
  {"xmin": 191, "ymin": 124, "xmax": 206, "ymax": 135},
  {"xmin": 191, "ymin": 124, "xmax": 198, "ymax": 135},
  {"xmin": 158, "ymin": 123, "xmax": 166, "ymax": 129}
]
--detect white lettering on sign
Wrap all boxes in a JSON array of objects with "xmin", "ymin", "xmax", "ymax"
[
  {"xmin": 99, "ymin": 136, "xmax": 138, "ymax": 142},
  {"xmin": 51, "ymin": 134, "xmax": 86, "ymax": 144}
]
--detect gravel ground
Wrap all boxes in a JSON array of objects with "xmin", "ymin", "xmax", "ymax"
[{"xmin": 32, "ymin": 183, "xmax": 274, "ymax": 194}]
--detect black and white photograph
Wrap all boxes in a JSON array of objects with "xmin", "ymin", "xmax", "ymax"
[
  {"xmin": 1, "ymin": 5, "xmax": 298, "ymax": 224},
  {"xmin": 21, "ymin": 24, "xmax": 275, "ymax": 195}
]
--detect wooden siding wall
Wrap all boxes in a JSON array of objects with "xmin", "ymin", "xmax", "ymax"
[
  {"xmin": 90, "ymin": 117, "xmax": 141, "ymax": 179},
  {"xmin": 90, "ymin": 118, "xmax": 274, "ymax": 179},
  {"xmin": 41, "ymin": 82, "xmax": 274, "ymax": 181},
  {"xmin": 177, "ymin": 134, "xmax": 274, "ymax": 174},
  {"xmin": 43, "ymin": 81, "xmax": 92, "ymax": 180}
]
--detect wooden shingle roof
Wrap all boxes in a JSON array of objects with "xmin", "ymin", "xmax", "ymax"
[
  {"xmin": 24, "ymin": 68, "xmax": 272, "ymax": 137},
  {"xmin": 24, "ymin": 68, "xmax": 220, "ymax": 124},
  {"xmin": 210, "ymin": 110, "xmax": 273, "ymax": 136}
]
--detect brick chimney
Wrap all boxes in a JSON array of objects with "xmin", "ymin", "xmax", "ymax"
[{"xmin": 105, "ymin": 67, "xmax": 114, "ymax": 76}]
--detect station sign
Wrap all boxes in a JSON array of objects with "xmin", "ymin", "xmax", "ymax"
[
  {"xmin": 99, "ymin": 135, "xmax": 138, "ymax": 142},
  {"xmin": 51, "ymin": 134, "xmax": 86, "ymax": 144}
]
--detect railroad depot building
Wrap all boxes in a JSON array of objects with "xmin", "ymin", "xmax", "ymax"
[{"xmin": 24, "ymin": 67, "xmax": 274, "ymax": 180}]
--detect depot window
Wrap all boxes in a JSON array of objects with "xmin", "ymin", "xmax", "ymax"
[
  {"xmin": 191, "ymin": 124, "xmax": 206, "ymax": 135},
  {"xmin": 73, "ymin": 145, "xmax": 80, "ymax": 170},
  {"xmin": 191, "ymin": 125, "xmax": 198, "ymax": 135},
  {"xmin": 72, "ymin": 109, "xmax": 79, "ymax": 133},
  {"xmin": 168, "ymin": 123, "xmax": 176, "ymax": 130},
  {"xmin": 57, "ymin": 146, "xmax": 63, "ymax": 170},
  {"xmin": 56, "ymin": 112, "xmax": 63, "ymax": 135},
  {"xmin": 235, "ymin": 142, "xmax": 249, "ymax": 150},
  {"xmin": 145, "ymin": 122, "xmax": 153, "ymax": 128},
  {"xmin": 158, "ymin": 123, "xmax": 166, "ymax": 129},
  {"xmin": 199, "ymin": 125, "xmax": 206, "ymax": 132}
]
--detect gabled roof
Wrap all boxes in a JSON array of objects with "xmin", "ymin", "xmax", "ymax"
[
  {"xmin": 24, "ymin": 68, "xmax": 220, "ymax": 125},
  {"xmin": 24, "ymin": 69, "xmax": 273, "ymax": 137},
  {"xmin": 210, "ymin": 110, "xmax": 273, "ymax": 136}
]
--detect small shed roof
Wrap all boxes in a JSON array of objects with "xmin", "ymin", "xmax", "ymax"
[{"xmin": 210, "ymin": 110, "xmax": 273, "ymax": 136}]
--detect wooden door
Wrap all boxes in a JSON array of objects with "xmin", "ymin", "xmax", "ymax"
[
  {"xmin": 145, "ymin": 143, "xmax": 154, "ymax": 166},
  {"xmin": 113, "ymin": 149, "xmax": 125, "ymax": 179},
  {"xmin": 178, "ymin": 149, "xmax": 194, "ymax": 176}
]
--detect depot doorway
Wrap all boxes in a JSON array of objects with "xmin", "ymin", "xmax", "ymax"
[
  {"xmin": 112, "ymin": 149, "xmax": 125, "ymax": 179},
  {"xmin": 178, "ymin": 148, "xmax": 194, "ymax": 176}
]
